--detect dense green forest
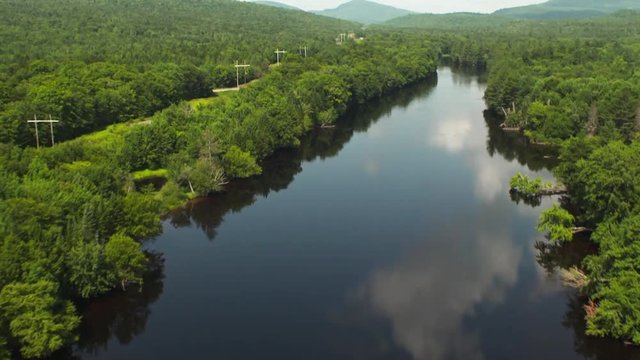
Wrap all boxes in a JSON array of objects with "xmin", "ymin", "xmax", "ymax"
[
  {"xmin": 0, "ymin": 1, "xmax": 438, "ymax": 357},
  {"xmin": 0, "ymin": 0, "xmax": 358, "ymax": 146}
]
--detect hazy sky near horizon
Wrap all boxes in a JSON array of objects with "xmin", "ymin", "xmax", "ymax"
[{"xmin": 262, "ymin": 0, "xmax": 547, "ymax": 13}]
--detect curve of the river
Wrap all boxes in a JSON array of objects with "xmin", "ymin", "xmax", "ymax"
[{"xmin": 73, "ymin": 67, "xmax": 640, "ymax": 360}]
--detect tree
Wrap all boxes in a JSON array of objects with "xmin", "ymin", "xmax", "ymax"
[
  {"xmin": 189, "ymin": 128, "xmax": 228, "ymax": 195},
  {"xmin": 191, "ymin": 157, "xmax": 227, "ymax": 195},
  {"xmin": 537, "ymin": 204, "xmax": 575, "ymax": 242},
  {"xmin": 104, "ymin": 234, "xmax": 148, "ymax": 291},
  {"xmin": 68, "ymin": 241, "xmax": 115, "ymax": 298},
  {"xmin": 222, "ymin": 145, "xmax": 261, "ymax": 178},
  {"xmin": 0, "ymin": 281, "xmax": 80, "ymax": 358},
  {"xmin": 119, "ymin": 192, "xmax": 161, "ymax": 238}
]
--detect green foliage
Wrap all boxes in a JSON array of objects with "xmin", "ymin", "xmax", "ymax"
[
  {"xmin": 0, "ymin": 281, "xmax": 80, "ymax": 358},
  {"xmin": 222, "ymin": 146, "xmax": 262, "ymax": 179},
  {"xmin": 120, "ymin": 192, "xmax": 162, "ymax": 238},
  {"xmin": 132, "ymin": 168, "xmax": 170, "ymax": 181},
  {"xmin": 295, "ymin": 71, "xmax": 351, "ymax": 126},
  {"xmin": 68, "ymin": 241, "xmax": 114, "ymax": 298},
  {"xmin": 104, "ymin": 234, "xmax": 148, "ymax": 291},
  {"xmin": 509, "ymin": 172, "xmax": 552, "ymax": 196},
  {"xmin": 567, "ymin": 141, "xmax": 640, "ymax": 225},
  {"xmin": 384, "ymin": 13, "xmax": 517, "ymax": 30},
  {"xmin": 192, "ymin": 158, "xmax": 227, "ymax": 196},
  {"xmin": 537, "ymin": 204, "xmax": 575, "ymax": 242},
  {"xmin": 155, "ymin": 180, "xmax": 189, "ymax": 212},
  {"xmin": 122, "ymin": 122, "xmax": 177, "ymax": 171},
  {"xmin": 586, "ymin": 271, "xmax": 640, "ymax": 343}
]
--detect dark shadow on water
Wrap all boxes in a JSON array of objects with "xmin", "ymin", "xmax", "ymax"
[
  {"xmin": 484, "ymin": 110, "xmax": 559, "ymax": 173},
  {"xmin": 64, "ymin": 252, "xmax": 165, "ymax": 359}
]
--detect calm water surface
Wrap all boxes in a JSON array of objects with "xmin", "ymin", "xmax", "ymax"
[{"xmin": 74, "ymin": 67, "xmax": 640, "ymax": 360}]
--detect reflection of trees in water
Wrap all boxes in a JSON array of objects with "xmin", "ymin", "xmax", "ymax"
[
  {"xmin": 484, "ymin": 110, "xmax": 558, "ymax": 173},
  {"xmin": 166, "ymin": 76, "xmax": 438, "ymax": 241},
  {"xmin": 534, "ymin": 235, "xmax": 595, "ymax": 276},
  {"xmin": 509, "ymin": 191, "xmax": 543, "ymax": 207},
  {"xmin": 68, "ymin": 252, "xmax": 165, "ymax": 358}
]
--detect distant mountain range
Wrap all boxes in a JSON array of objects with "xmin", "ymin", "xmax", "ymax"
[
  {"xmin": 313, "ymin": 0, "xmax": 414, "ymax": 24},
  {"xmin": 252, "ymin": 0, "xmax": 640, "ymax": 25},
  {"xmin": 253, "ymin": 1, "xmax": 302, "ymax": 11},
  {"xmin": 493, "ymin": 0, "xmax": 640, "ymax": 20}
]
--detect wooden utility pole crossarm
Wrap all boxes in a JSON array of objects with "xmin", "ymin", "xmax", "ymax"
[
  {"xmin": 234, "ymin": 61, "xmax": 251, "ymax": 89},
  {"xmin": 274, "ymin": 48, "xmax": 287, "ymax": 65},
  {"xmin": 27, "ymin": 114, "xmax": 59, "ymax": 149}
]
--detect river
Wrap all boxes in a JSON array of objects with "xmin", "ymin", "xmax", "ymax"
[{"xmin": 73, "ymin": 67, "xmax": 640, "ymax": 360}]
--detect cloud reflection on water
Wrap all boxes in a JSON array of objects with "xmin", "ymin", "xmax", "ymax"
[
  {"xmin": 428, "ymin": 110, "xmax": 547, "ymax": 204},
  {"xmin": 361, "ymin": 223, "xmax": 522, "ymax": 360}
]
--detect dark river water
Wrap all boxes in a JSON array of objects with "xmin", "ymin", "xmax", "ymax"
[{"xmin": 73, "ymin": 67, "xmax": 640, "ymax": 360}]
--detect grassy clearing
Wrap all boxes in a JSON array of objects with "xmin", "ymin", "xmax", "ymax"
[{"xmin": 132, "ymin": 168, "xmax": 169, "ymax": 181}]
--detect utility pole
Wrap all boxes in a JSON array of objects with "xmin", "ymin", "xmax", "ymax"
[
  {"xmin": 275, "ymin": 48, "xmax": 287, "ymax": 65},
  {"xmin": 27, "ymin": 114, "xmax": 59, "ymax": 149},
  {"xmin": 234, "ymin": 60, "xmax": 251, "ymax": 89}
]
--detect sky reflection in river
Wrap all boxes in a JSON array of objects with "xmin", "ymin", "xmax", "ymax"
[{"xmin": 362, "ymin": 220, "xmax": 521, "ymax": 360}]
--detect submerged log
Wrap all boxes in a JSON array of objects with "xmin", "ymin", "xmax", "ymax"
[
  {"xmin": 572, "ymin": 227, "xmax": 593, "ymax": 234},
  {"xmin": 509, "ymin": 185, "xmax": 567, "ymax": 197},
  {"xmin": 499, "ymin": 122, "xmax": 521, "ymax": 132},
  {"xmin": 538, "ymin": 185, "xmax": 568, "ymax": 196},
  {"xmin": 559, "ymin": 267, "xmax": 588, "ymax": 289}
]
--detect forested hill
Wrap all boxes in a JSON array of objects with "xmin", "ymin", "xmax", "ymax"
[
  {"xmin": 494, "ymin": 0, "xmax": 640, "ymax": 20},
  {"xmin": 382, "ymin": 13, "xmax": 518, "ymax": 30},
  {"xmin": 0, "ymin": 0, "xmax": 356, "ymax": 146},
  {"xmin": 253, "ymin": 1, "xmax": 302, "ymax": 11},
  {"xmin": 313, "ymin": 0, "xmax": 414, "ymax": 24}
]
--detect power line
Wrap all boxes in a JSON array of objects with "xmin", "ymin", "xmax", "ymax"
[
  {"xmin": 234, "ymin": 60, "xmax": 251, "ymax": 89},
  {"xmin": 274, "ymin": 48, "xmax": 287, "ymax": 65},
  {"xmin": 27, "ymin": 114, "xmax": 59, "ymax": 149}
]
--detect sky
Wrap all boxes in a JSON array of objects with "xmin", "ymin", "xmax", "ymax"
[{"xmin": 263, "ymin": 0, "xmax": 547, "ymax": 13}]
